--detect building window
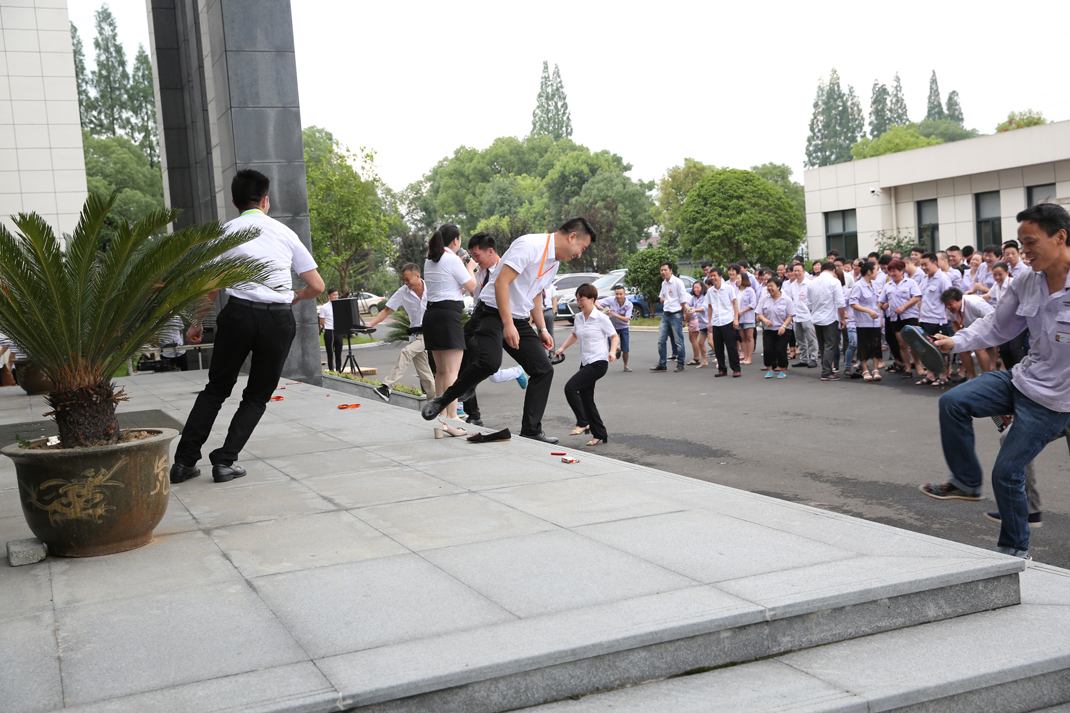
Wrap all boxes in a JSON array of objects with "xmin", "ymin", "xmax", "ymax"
[
  {"xmin": 825, "ymin": 210, "xmax": 857, "ymax": 260},
  {"xmin": 976, "ymin": 191, "xmax": 1002, "ymax": 246},
  {"xmin": 1028, "ymin": 183, "xmax": 1056, "ymax": 207},
  {"xmin": 917, "ymin": 199, "xmax": 939, "ymax": 252}
]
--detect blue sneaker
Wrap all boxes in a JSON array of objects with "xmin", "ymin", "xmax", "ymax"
[
  {"xmin": 765, "ymin": 371, "xmax": 775, "ymax": 379},
  {"xmin": 457, "ymin": 402, "xmax": 465, "ymax": 415},
  {"xmin": 517, "ymin": 371, "xmax": 528, "ymax": 389},
  {"xmin": 776, "ymin": 372, "xmax": 787, "ymax": 379}
]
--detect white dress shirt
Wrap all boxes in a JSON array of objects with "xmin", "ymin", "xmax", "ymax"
[
  {"xmin": 659, "ymin": 276, "xmax": 688, "ymax": 313},
  {"xmin": 788, "ymin": 278, "xmax": 812, "ymax": 321},
  {"xmin": 572, "ymin": 308, "xmax": 617, "ymax": 365},
  {"xmin": 423, "ymin": 250, "xmax": 472, "ymax": 302},
  {"xmin": 222, "ymin": 210, "xmax": 317, "ymax": 304},
  {"xmin": 705, "ymin": 281, "xmax": 739, "ymax": 327},
  {"xmin": 385, "ymin": 284, "xmax": 428, "ymax": 328},
  {"xmin": 483, "ymin": 233, "xmax": 560, "ymax": 320},
  {"xmin": 318, "ymin": 301, "xmax": 334, "ymax": 330},
  {"xmin": 806, "ymin": 272, "xmax": 846, "ymax": 326}
]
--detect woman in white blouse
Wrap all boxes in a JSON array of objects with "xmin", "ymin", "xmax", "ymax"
[{"xmin": 422, "ymin": 224, "xmax": 478, "ymax": 421}]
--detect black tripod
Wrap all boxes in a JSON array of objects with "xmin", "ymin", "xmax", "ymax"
[{"xmin": 340, "ymin": 332, "xmax": 364, "ymax": 377}]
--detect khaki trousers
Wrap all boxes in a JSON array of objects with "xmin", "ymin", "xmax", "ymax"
[{"xmin": 383, "ymin": 334, "xmax": 435, "ymax": 397}]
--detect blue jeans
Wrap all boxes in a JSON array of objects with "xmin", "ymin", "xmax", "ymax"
[
  {"xmin": 939, "ymin": 370, "xmax": 1070, "ymax": 555},
  {"xmin": 658, "ymin": 311, "xmax": 685, "ymax": 367},
  {"xmin": 843, "ymin": 327, "xmax": 857, "ymax": 370}
]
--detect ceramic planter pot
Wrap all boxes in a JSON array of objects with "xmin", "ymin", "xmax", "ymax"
[
  {"xmin": 2, "ymin": 428, "xmax": 178, "ymax": 557},
  {"xmin": 15, "ymin": 361, "xmax": 54, "ymax": 395}
]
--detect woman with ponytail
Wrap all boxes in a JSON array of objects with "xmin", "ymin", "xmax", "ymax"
[{"xmin": 423, "ymin": 224, "xmax": 478, "ymax": 421}]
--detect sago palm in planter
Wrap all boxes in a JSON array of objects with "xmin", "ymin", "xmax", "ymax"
[{"xmin": 0, "ymin": 194, "xmax": 272, "ymax": 556}]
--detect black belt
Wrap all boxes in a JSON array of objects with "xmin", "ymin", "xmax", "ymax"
[{"xmin": 229, "ymin": 297, "xmax": 291, "ymax": 312}]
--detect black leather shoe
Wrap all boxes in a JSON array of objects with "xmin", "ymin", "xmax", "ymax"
[
  {"xmin": 650, "ymin": 365, "xmax": 667, "ymax": 371},
  {"xmin": 467, "ymin": 418, "xmax": 484, "ymax": 427},
  {"xmin": 714, "ymin": 371, "xmax": 728, "ymax": 377},
  {"xmin": 421, "ymin": 396, "xmax": 447, "ymax": 421},
  {"xmin": 169, "ymin": 462, "xmax": 200, "ymax": 484},
  {"xmin": 674, "ymin": 365, "xmax": 685, "ymax": 372},
  {"xmin": 520, "ymin": 432, "xmax": 559, "ymax": 445},
  {"xmin": 212, "ymin": 463, "xmax": 247, "ymax": 483}
]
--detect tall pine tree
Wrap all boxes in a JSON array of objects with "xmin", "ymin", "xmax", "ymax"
[
  {"xmin": 87, "ymin": 4, "xmax": 130, "ymax": 137},
  {"xmin": 804, "ymin": 77, "xmax": 828, "ymax": 169},
  {"xmin": 805, "ymin": 69, "xmax": 861, "ymax": 167},
  {"xmin": 129, "ymin": 45, "xmax": 159, "ymax": 166},
  {"xmin": 945, "ymin": 90, "xmax": 964, "ymax": 126},
  {"xmin": 531, "ymin": 61, "xmax": 572, "ymax": 140},
  {"xmin": 846, "ymin": 86, "xmax": 864, "ymax": 147},
  {"xmin": 869, "ymin": 80, "xmax": 890, "ymax": 138},
  {"xmin": 888, "ymin": 72, "xmax": 909, "ymax": 125},
  {"xmin": 70, "ymin": 22, "xmax": 91, "ymax": 130},
  {"xmin": 925, "ymin": 70, "xmax": 945, "ymax": 122}
]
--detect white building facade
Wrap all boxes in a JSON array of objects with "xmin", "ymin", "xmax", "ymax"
[
  {"xmin": 803, "ymin": 121, "xmax": 1070, "ymax": 259},
  {"xmin": 0, "ymin": 0, "xmax": 86, "ymax": 236}
]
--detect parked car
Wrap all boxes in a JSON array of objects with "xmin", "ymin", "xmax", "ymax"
[
  {"xmin": 561, "ymin": 270, "xmax": 696, "ymax": 322},
  {"xmin": 552, "ymin": 272, "xmax": 602, "ymax": 319},
  {"xmin": 351, "ymin": 292, "xmax": 385, "ymax": 314}
]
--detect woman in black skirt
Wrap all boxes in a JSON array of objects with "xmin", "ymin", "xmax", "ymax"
[{"xmin": 423, "ymin": 224, "xmax": 477, "ymax": 420}]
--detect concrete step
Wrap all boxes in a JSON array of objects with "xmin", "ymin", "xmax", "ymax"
[{"xmin": 519, "ymin": 563, "xmax": 1070, "ymax": 713}]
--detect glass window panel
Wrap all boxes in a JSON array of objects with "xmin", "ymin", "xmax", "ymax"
[
  {"xmin": 827, "ymin": 211, "xmax": 843, "ymax": 234},
  {"xmin": 1028, "ymin": 184, "xmax": 1056, "ymax": 206},
  {"xmin": 977, "ymin": 192, "xmax": 1001, "ymax": 219},
  {"xmin": 843, "ymin": 209, "xmax": 857, "ymax": 232},
  {"xmin": 845, "ymin": 234, "xmax": 858, "ymax": 260},
  {"xmin": 918, "ymin": 199, "xmax": 939, "ymax": 225}
]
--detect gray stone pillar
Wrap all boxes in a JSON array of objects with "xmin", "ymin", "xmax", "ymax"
[{"xmin": 146, "ymin": 0, "xmax": 320, "ymax": 384}]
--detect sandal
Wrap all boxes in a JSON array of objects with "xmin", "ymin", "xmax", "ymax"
[
  {"xmin": 586, "ymin": 438, "xmax": 604, "ymax": 446},
  {"xmin": 570, "ymin": 426, "xmax": 590, "ymax": 436},
  {"xmin": 437, "ymin": 419, "xmax": 468, "ymax": 437},
  {"xmin": 872, "ymin": 372, "xmax": 882, "ymax": 381},
  {"xmin": 916, "ymin": 377, "xmax": 935, "ymax": 386},
  {"xmin": 862, "ymin": 370, "xmax": 873, "ymax": 382},
  {"xmin": 933, "ymin": 378, "xmax": 949, "ymax": 388},
  {"xmin": 687, "ymin": 359, "xmax": 700, "ymax": 366}
]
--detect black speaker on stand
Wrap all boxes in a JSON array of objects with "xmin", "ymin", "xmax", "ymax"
[{"xmin": 331, "ymin": 298, "xmax": 376, "ymax": 377}]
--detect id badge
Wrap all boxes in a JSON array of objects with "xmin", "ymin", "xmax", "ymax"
[{"xmin": 1057, "ymin": 331, "xmax": 1070, "ymax": 344}]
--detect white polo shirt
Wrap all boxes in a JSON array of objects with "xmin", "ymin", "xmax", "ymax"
[
  {"xmin": 948, "ymin": 293, "xmax": 994, "ymax": 329},
  {"xmin": 806, "ymin": 271, "xmax": 846, "ymax": 326},
  {"xmin": 385, "ymin": 284, "xmax": 428, "ymax": 328},
  {"xmin": 572, "ymin": 308, "xmax": 617, "ymax": 365},
  {"xmin": 222, "ymin": 210, "xmax": 317, "ymax": 304},
  {"xmin": 705, "ymin": 281, "xmax": 739, "ymax": 327},
  {"xmin": 788, "ymin": 278, "xmax": 812, "ymax": 321},
  {"xmin": 542, "ymin": 284, "xmax": 557, "ymax": 311},
  {"xmin": 483, "ymin": 233, "xmax": 560, "ymax": 320},
  {"xmin": 318, "ymin": 301, "xmax": 334, "ymax": 330},
  {"xmin": 659, "ymin": 275, "xmax": 687, "ymax": 313},
  {"xmin": 424, "ymin": 250, "xmax": 472, "ymax": 302}
]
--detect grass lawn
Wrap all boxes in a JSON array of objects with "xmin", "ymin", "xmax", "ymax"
[
  {"xmin": 320, "ymin": 333, "xmax": 375, "ymax": 346},
  {"xmin": 630, "ymin": 316, "xmax": 662, "ymax": 327}
]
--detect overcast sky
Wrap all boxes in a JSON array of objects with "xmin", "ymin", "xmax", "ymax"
[{"xmin": 70, "ymin": 0, "xmax": 1070, "ymax": 194}]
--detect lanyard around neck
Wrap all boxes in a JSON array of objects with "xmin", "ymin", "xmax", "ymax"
[{"xmin": 536, "ymin": 234, "xmax": 554, "ymax": 279}]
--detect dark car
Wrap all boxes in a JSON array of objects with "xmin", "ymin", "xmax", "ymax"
[{"xmin": 553, "ymin": 272, "xmax": 603, "ymax": 318}]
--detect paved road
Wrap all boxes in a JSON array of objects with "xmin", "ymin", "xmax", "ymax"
[{"xmin": 332, "ymin": 322, "xmax": 1070, "ymax": 568}]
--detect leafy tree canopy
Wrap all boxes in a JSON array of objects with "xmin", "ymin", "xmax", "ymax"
[
  {"xmin": 851, "ymin": 123, "xmax": 943, "ymax": 159},
  {"xmin": 805, "ymin": 68, "xmax": 864, "ymax": 168},
  {"xmin": 531, "ymin": 61, "xmax": 572, "ymax": 140},
  {"xmin": 654, "ymin": 158, "xmax": 717, "ymax": 248},
  {"xmin": 749, "ymin": 162, "xmax": 805, "ymax": 232},
  {"xmin": 925, "ymin": 71, "xmax": 945, "ymax": 122},
  {"xmin": 678, "ymin": 169, "xmax": 802, "ymax": 269},
  {"xmin": 567, "ymin": 170, "xmax": 655, "ymax": 273},
  {"xmin": 917, "ymin": 118, "xmax": 979, "ymax": 143},
  {"xmin": 624, "ymin": 245, "xmax": 677, "ymax": 313},
  {"xmin": 996, "ymin": 110, "xmax": 1047, "ymax": 132},
  {"xmin": 82, "ymin": 129, "xmax": 163, "ymax": 245}
]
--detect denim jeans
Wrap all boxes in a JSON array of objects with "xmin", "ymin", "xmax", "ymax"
[
  {"xmin": 658, "ymin": 311, "xmax": 685, "ymax": 367},
  {"xmin": 842, "ymin": 327, "xmax": 857, "ymax": 370},
  {"xmin": 939, "ymin": 370, "xmax": 1070, "ymax": 556}
]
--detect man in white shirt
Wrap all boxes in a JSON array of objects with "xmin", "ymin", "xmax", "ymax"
[
  {"xmin": 364, "ymin": 264, "xmax": 435, "ymax": 401},
  {"xmin": 172, "ymin": 169, "xmax": 324, "ymax": 485},
  {"xmin": 318, "ymin": 288, "xmax": 341, "ymax": 372},
  {"xmin": 704, "ymin": 268, "xmax": 741, "ymax": 376},
  {"xmin": 652, "ymin": 262, "xmax": 688, "ymax": 372},
  {"xmin": 422, "ymin": 217, "xmax": 595, "ymax": 444},
  {"xmin": 789, "ymin": 263, "xmax": 818, "ymax": 368},
  {"xmin": 807, "ymin": 262, "xmax": 848, "ymax": 380}
]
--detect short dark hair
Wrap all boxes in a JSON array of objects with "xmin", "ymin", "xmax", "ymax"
[
  {"xmin": 1001, "ymin": 239, "xmax": 1020, "ymax": 252},
  {"xmin": 326, "ymin": 287, "xmax": 338, "ymax": 296},
  {"xmin": 833, "ymin": 257, "xmax": 845, "ymax": 265},
  {"xmin": 709, "ymin": 267, "xmax": 723, "ymax": 277},
  {"xmin": 468, "ymin": 232, "xmax": 496, "ymax": 251},
  {"xmin": 613, "ymin": 284, "xmax": 626, "ymax": 292},
  {"xmin": 826, "ymin": 249, "xmax": 840, "ymax": 258},
  {"xmin": 888, "ymin": 259, "xmax": 906, "ymax": 271},
  {"xmin": 993, "ymin": 261, "xmax": 1009, "ymax": 272},
  {"xmin": 231, "ymin": 169, "xmax": 270, "ymax": 210},
  {"xmin": 821, "ymin": 261, "xmax": 836, "ymax": 272},
  {"xmin": 983, "ymin": 244, "xmax": 1002, "ymax": 256},
  {"xmin": 767, "ymin": 276, "xmax": 783, "ymax": 289},
  {"xmin": 575, "ymin": 282, "xmax": 598, "ymax": 300},
  {"xmin": 867, "ymin": 251, "xmax": 880, "ymax": 259},
  {"xmin": 660, "ymin": 261, "xmax": 674, "ymax": 270},
  {"xmin": 961, "ymin": 245, "xmax": 976, "ymax": 258},
  {"xmin": 878, "ymin": 255, "xmax": 892, "ymax": 266},
  {"xmin": 691, "ymin": 279, "xmax": 708, "ymax": 295},
  {"xmin": 892, "ymin": 250, "xmax": 903, "ymax": 258},
  {"xmin": 921, "ymin": 251, "xmax": 938, "ymax": 263},
  {"xmin": 947, "ymin": 245, "xmax": 961, "ymax": 253},
  {"xmin": 728, "ymin": 263, "xmax": 741, "ymax": 273},
  {"xmin": 400, "ymin": 263, "xmax": 420, "ymax": 275},
  {"xmin": 1017, "ymin": 202, "xmax": 1070, "ymax": 242},
  {"xmin": 700, "ymin": 261, "xmax": 712, "ymax": 269},
  {"xmin": 558, "ymin": 216, "xmax": 597, "ymax": 242},
  {"xmin": 792, "ymin": 255, "xmax": 804, "ymax": 263},
  {"xmin": 941, "ymin": 287, "xmax": 963, "ymax": 304},
  {"xmin": 911, "ymin": 246, "xmax": 925, "ymax": 255},
  {"xmin": 737, "ymin": 259, "xmax": 750, "ymax": 268}
]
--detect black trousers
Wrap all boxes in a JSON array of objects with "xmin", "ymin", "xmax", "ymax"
[
  {"xmin": 323, "ymin": 329, "xmax": 343, "ymax": 372},
  {"xmin": 763, "ymin": 329, "xmax": 789, "ymax": 369},
  {"xmin": 162, "ymin": 352, "xmax": 189, "ymax": 371},
  {"xmin": 175, "ymin": 301, "xmax": 296, "ymax": 466},
  {"xmin": 440, "ymin": 310, "xmax": 553, "ymax": 436},
  {"xmin": 458, "ymin": 306, "xmax": 484, "ymax": 421},
  {"xmin": 564, "ymin": 360, "xmax": 609, "ymax": 441},
  {"xmin": 709, "ymin": 323, "xmax": 740, "ymax": 373},
  {"xmin": 815, "ymin": 322, "xmax": 839, "ymax": 378},
  {"xmin": 999, "ymin": 330, "xmax": 1029, "ymax": 370}
]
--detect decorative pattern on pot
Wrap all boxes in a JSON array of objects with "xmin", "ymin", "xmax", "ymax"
[{"xmin": 25, "ymin": 459, "xmax": 125, "ymax": 525}]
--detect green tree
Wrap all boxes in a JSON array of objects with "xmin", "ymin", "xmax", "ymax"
[
  {"xmin": 678, "ymin": 169, "xmax": 802, "ymax": 269},
  {"xmin": 531, "ymin": 61, "xmax": 572, "ymax": 140},
  {"xmin": 654, "ymin": 158, "xmax": 716, "ymax": 250},
  {"xmin": 82, "ymin": 130, "xmax": 164, "ymax": 246},
  {"xmin": 945, "ymin": 90, "xmax": 964, "ymax": 126},
  {"xmin": 996, "ymin": 110, "xmax": 1047, "ymax": 132},
  {"xmin": 851, "ymin": 123, "xmax": 943, "ymax": 159},
  {"xmin": 805, "ymin": 69, "xmax": 862, "ymax": 168},
  {"xmin": 917, "ymin": 118, "xmax": 979, "ymax": 143},
  {"xmin": 925, "ymin": 71, "xmax": 945, "ymax": 122},
  {"xmin": 567, "ymin": 170, "xmax": 654, "ymax": 272},
  {"xmin": 303, "ymin": 128, "xmax": 397, "ymax": 295},
  {"xmin": 804, "ymin": 77, "xmax": 829, "ymax": 168},
  {"xmin": 87, "ymin": 4, "xmax": 130, "ymax": 137},
  {"xmin": 869, "ymin": 80, "xmax": 890, "ymax": 138},
  {"xmin": 888, "ymin": 72, "xmax": 909, "ymax": 125},
  {"xmin": 624, "ymin": 246, "xmax": 677, "ymax": 315},
  {"xmin": 128, "ymin": 45, "xmax": 158, "ymax": 166},
  {"xmin": 750, "ymin": 162, "xmax": 805, "ymax": 232},
  {"xmin": 71, "ymin": 22, "xmax": 91, "ymax": 130}
]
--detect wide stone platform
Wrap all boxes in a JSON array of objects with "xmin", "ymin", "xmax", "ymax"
[{"xmin": 0, "ymin": 372, "xmax": 1051, "ymax": 712}]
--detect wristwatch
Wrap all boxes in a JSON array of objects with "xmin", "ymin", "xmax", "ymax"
[{"xmin": 538, "ymin": 328, "xmax": 549, "ymax": 334}]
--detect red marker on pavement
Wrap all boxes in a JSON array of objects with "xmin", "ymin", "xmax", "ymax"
[
  {"xmin": 269, "ymin": 396, "xmax": 284, "ymax": 402},
  {"xmin": 551, "ymin": 452, "xmax": 566, "ymax": 456},
  {"xmin": 338, "ymin": 404, "xmax": 360, "ymax": 409}
]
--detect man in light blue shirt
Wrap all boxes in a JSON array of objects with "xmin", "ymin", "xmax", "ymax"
[{"xmin": 920, "ymin": 203, "xmax": 1070, "ymax": 559}]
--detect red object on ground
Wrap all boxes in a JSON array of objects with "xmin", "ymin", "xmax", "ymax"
[
  {"xmin": 286, "ymin": 382, "xmax": 301, "ymax": 385},
  {"xmin": 337, "ymin": 404, "xmax": 360, "ymax": 409},
  {"xmin": 561, "ymin": 457, "xmax": 579, "ymax": 464},
  {"xmin": 269, "ymin": 396, "xmax": 284, "ymax": 401},
  {"xmin": 551, "ymin": 452, "xmax": 566, "ymax": 456}
]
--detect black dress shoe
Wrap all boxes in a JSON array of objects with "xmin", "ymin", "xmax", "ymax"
[
  {"xmin": 520, "ymin": 432, "xmax": 559, "ymax": 444},
  {"xmin": 792, "ymin": 362, "xmax": 808, "ymax": 367},
  {"xmin": 212, "ymin": 463, "xmax": 247, "ymax": 483},
  {"xmin": 169, "ymin": 462, "xmax": 200, "ymax": 484},
  {"xmin": 674, "ymin": 365, "xmax": 685, "ymax": 372},
  {"xmin": 650, "ymin": 365, "xmax": 667, "ymax": 371},
  {"xmin": 467, "ymin": 418, "xmax": 484, "ymax": 427},
  {"xmin": 421, "ymin": 395, "xmax": 447, "ymax": 420}
]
